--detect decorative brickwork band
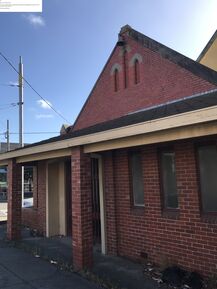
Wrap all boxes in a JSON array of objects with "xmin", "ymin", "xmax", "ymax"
[
  {"xmin": 7, "ymin": 160, "xmax": 22, "ymax": 240},
  {"xmin": 71, "ymin": 147, "xmax": 93, "ymax": 270}
]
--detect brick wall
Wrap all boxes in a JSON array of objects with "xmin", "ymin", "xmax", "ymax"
[
  {"xmin": 104, "ymin": 137, "xmax": 217, "ymax": 276},
  {"xmin": 22, "ymin": 161, "xmax": 46, "ymax": 235},
  {"xmin": 22, "ymin": 207, "xmax": 38, "ymax": 229},
  {"xmin": 103, "ymin": 152, "xmax": 118, "ymax": 255},
  {"xmin": 7, "ymin": 160, "xmax": 22, "ymax": 240},
  {"xmin": 73, "ymin": 33, "xmax": 216, "ymax": 131},
  {"xmin": 71, "ymin": 147, "xmax": 93, "ymax": 270}
]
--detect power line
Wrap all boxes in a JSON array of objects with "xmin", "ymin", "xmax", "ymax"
[
  {"xmin": 0, "ymin": 105, "xmax": 17, "ymax": 110},
  {"xmin": 0, "ymin": 83, "xmax": 18, "ymax": 87},
  {"xmin": 0, "ymin": 132, "xmax": 59, "ymax": 135},
  {"xmin": 12, "ymin": 132, "xmax": 59, "ymax": 135},
  {"xmin": 0, "ymin": 51, "xmax": 71, "ymax": 124},
  {"xmin": 0, "ymin": 103, "xmax": 17, "ymax": 107}
]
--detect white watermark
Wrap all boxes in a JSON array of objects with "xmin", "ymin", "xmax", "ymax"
[{"xmin": 0, "ymin": 0, "xmax": 42, "ymax": 12}]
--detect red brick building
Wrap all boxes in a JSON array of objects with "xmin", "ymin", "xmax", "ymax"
[{"xmin": 1, "ymin": 25, "xmax": 217, "ymax": 276}]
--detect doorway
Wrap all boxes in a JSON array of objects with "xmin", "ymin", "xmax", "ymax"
[
  {"xmin": 65, "ymin": 161, "xmax": 72, "ymax": 236},
  {"xmin": 47, "ymin": 161, "xmax": 66, "ymax": 237},
  {"xmin": 91, "ymin": 156, "xmax": 106, "ymax": 254}
]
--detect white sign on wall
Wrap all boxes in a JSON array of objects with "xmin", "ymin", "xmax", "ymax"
[{"xmin": 0, "ymin": 0, "xmax": 42, "ymax": 12}]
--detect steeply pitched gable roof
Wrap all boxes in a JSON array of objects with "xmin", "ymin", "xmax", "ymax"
[
  {"xmin": 71, "ymin": 25, "xmax": 217, "ymax": 132},
  {"xmin": 126, "ymin": 26, "xmax": 217, "ymax": 86}
]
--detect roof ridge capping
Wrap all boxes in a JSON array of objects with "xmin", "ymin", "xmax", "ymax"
[{"xmin": 122, "ymin": 25, "xmax": 217, "ymax": 87}]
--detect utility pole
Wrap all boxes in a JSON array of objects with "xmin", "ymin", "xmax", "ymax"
[
  {"xmin": 18, "ymin": 56, "xmax": 24, "ymax": 206},
  {"xmin": 19, "ymin": 56, "xmax": 24, "ymax": 147},
  {"xmin": 6, "ymin": 120, "xmax": 10, "ymax": 152}
]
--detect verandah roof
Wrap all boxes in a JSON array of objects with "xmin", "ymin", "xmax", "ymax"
[{"xmin": 0, "ymin": 88, "xmax": 216, "ymax": 164}]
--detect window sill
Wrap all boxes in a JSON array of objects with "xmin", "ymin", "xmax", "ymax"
[
  {"xmin": 201, "ymin": 213, "xmax": 217, "ymax": 223},
  {"xmin": 162, "ymin": 208, "xmax": 180, "ymax": 219},
  {"xmin": 131, "ymin": 206, "xmax": 145, "ymax": 215},
  {"xmin": 22, "ymin": 206, "xmax": 37, "ymax": 211}
]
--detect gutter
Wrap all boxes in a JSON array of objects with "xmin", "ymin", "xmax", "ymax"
[{"xmin": 0, "ymin": 105, "xmax": 216, "ymax": 164}]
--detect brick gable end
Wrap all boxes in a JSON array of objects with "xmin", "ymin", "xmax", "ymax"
[{"xmin": 73, "ymin": 32, "xmax": 216, "ymax": 131}]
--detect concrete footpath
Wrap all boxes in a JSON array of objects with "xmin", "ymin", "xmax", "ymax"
[
  {"xmin": 0, "ymin": 245, "xmax": 100, "ymax": 289},
  {"xmin": 0, "ymin": 225, "xmax": 166, "ymax": 289}
]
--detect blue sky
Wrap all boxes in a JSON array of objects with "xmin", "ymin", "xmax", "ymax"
[{"xmin": 0, "ymin": 0, "xmax": 216, "ymax": 144}]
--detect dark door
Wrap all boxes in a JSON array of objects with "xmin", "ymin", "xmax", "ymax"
[
  {"xmin": 65, "ymin": 161, "xmax": 72, "ymax": 236},
  {"xmin": 91, "ymin": 158, "xmax": 101, "ymax": 244}
]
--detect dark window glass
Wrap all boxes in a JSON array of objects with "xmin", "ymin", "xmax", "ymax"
[
  {"xmin": 130, "ymin": 152, "xmax": 144, "ymax": 206},
  {"xmin": 198, "ymin": 145, "xmax": 217, "ymax": 212},
  {"xmin": 134, "ymin": 59, "xmax": 140, "ymax": 84},
  {"xmin": 161, "ymin": 151, "xmax": 178, "ymax": 209},
  {"xmin": 123, "ymin": 50, "xmax": 127, "ymax": 88},
  {"xmin": 114, "ymin": 68, "xmax": 119, "ymax": 92}
]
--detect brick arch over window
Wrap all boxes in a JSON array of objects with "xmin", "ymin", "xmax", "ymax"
[
  {"xmin": 110, "ymin": 63, "xmax": 122, "ymax": 75},
  {"xmin": 111, "ymin": 63, "xmax": 122, "ymax": 92},
  {"xmin": 129, "ymin": 53, "xmax": 143, "ymax": 66},
  {"xmin": 129, "ymin": 53, "xmax": 143, "ymax": 85}
]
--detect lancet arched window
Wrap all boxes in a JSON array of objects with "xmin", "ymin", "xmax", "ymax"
[
  {"xmin": 134, "ymin": 59, "xmax": 140, "ymax": 84},
  {"xmin": 114, "ymin": 68, "xmax": 119, "ymax": 92}
]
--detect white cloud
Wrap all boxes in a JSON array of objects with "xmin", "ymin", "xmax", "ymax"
[
  {"xmin": 24, "ymin": 14, "xmax": 45, "ymax": 27},
  {"xmin": 35, "ymin": 114, "xmax": 54, "ymax": 119},
  {"xmin": 37, "ymin": 99, "xmax": 52, "ymax": 109}
]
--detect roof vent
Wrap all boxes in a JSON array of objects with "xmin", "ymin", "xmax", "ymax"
[{"xmin": 117, "ymin": 35, "xmax": 125, "ymax": 46}]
